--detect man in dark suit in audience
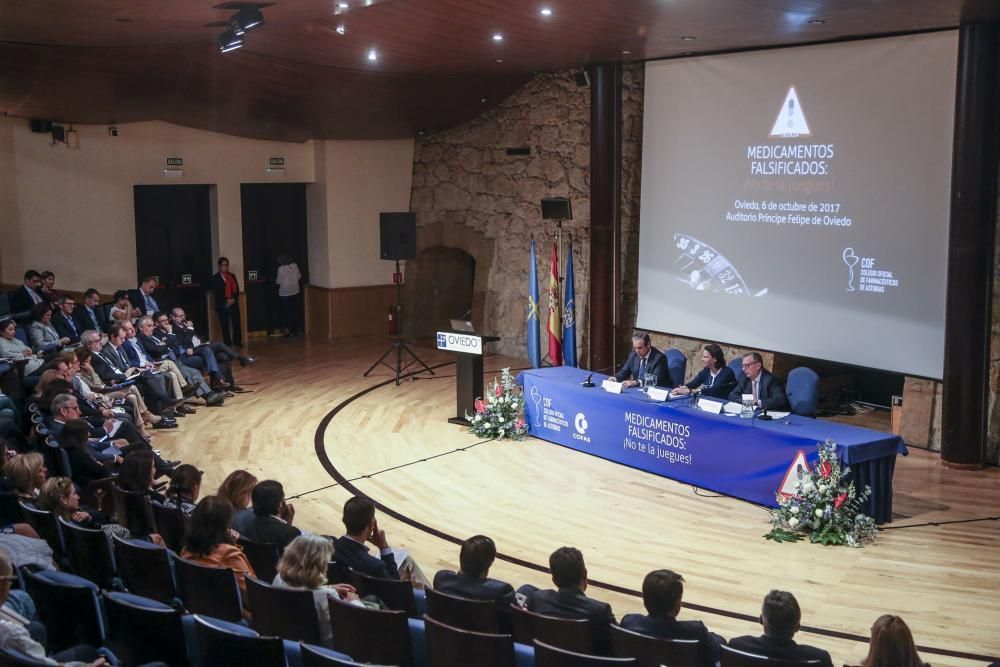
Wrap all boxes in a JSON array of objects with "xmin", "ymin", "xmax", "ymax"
[
  {"xmin": 51, "ymin": 296, "xmax": 81, "ymax": 344},
  {"xmin": 615, "ymin": 331, "xmax": 669, "ymax": 388},
  {"xmin": 728, "ymin": 590, "xmax": 833, "ymax": 667},
  {"xmin": 620, "ymin": 570, "xmax": 725, "ymax": 667},
  {"xmin": 434, "ymin": 535, "xmax": 516, "ymax": 630},
  {"xmin": 728, "ymin": 352, "xmax": 789, "ymax": 411},
  {"xmin": 128, "ymin": 276, "xmax": 161, "ymax": 317},
  {"xmin": 334, "ymin": 496, "xmax": 400, "ymax": 580},
  {"xmin": 74, "ymin": 289, "xmax": 108, "ymax": 333},
  {"xmin": 523, "ymin": 546, "xmax": 616, "ymax": 655},
  {"xmin": 240, "ymin": 480, "xmax": 301, "ymax": 553},
  {"xmin": 7, "ymin": 270, "xmax": 45, "ymax": 323},
  {"xmin": 87, "ymin": 324, "xmax": 175, "ymax": 417}
]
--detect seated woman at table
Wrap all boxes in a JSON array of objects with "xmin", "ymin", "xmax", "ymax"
[
  {"xmin": 671, "ymin": 344, "xmax": 735, "ymax": 399},
  {"xmin": 0, "ymin": 319, "xmax": 44, "ymax": 378}
]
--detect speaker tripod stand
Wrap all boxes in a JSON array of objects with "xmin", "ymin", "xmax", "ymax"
[{"xmin": 363, "ymin": 258, "xmax": 435, "ymax": 386}]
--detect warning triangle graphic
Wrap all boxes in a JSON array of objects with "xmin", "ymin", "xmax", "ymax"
[
  {"xmin": 769, "ymin": 87, "xmax": 811, "ymax": 138},
  {"xmin": 777, "ymin": 449, "xmax": 810, "ymax": 499}
]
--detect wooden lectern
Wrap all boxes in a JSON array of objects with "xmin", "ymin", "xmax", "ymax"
[{"xmin": 436, "ymin": 330, "xmax": 500, "ymax": 425}]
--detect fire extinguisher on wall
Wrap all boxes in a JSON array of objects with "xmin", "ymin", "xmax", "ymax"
[{"xmin": 387, "ymin": 306, "xmax": 398, "ymax": 335}]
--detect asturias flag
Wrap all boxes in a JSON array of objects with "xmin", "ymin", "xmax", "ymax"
[
  {"xmin": 547, "ymin": 242, "xmax": 562, "ymax": 366},
  {"xmin": 526, "ymin": 239, "xmax": 541, "ymax": 369},
  {"xmin": 562, "ymin": 240, "xmax": 577, "ymax": 368}
]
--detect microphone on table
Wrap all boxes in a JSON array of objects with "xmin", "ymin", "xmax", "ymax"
[
  {"xmin": 757, "ymin": 404, "xmax": 773, "ymax": 421},
  {"xmin": 580, "ymin": 363, "xmax": 621, "ymax": 388}
]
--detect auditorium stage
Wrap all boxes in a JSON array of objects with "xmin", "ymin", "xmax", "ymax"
[{"xmin": 157, "ymin": 337, "xmax": 1000, "ymax": 666}]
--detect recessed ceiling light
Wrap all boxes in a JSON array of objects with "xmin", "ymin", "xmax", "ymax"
[
  {"xmin": 681, "ymin": 35, "xmax": 696, "ymax": 41},
  {"xmin": 492, "ymin": 33, "xmax": 504, "ymax": 42},
  {"xmin": 540, "ymin": 7, "xmax": 552, "ymax": 16},
  {"xmin": 335, "ymin": 24, "xmax": 346, "ymax": 34},
  {"xmin": 480, "ymin": 97, "xmax": 488, "ymax": 103},
  {"xmin": 622, "ymin": 50, "xmax": 631, "ymax": 55},
  {"xmin": 368, "ymin": 48, "xmax": 377, "ymax": 61},
  {"xmin": 808, "ymin": 18, "xmax": 826, "ymax": 24},
  {"xmin": 496, "ymin": 58, "xmax": 503, "ymax": 63}
]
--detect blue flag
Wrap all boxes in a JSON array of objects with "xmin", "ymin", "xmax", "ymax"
[
  {"xmin": 527, "ymin": 239, "xmax": 542, "ymax": 368},
  {"xmin": 563, "ymin": 240, "xmax": 577, "ymax": 368}
]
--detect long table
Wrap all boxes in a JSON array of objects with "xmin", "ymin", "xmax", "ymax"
[{"xmin": 518, "ymin": 367, "xmax": 906, "ymax": 524}]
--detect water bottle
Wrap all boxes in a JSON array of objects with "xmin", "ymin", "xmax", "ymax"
[{"xmin": 740, "ymin": 394, "xmax": 754, "ymax": 419}]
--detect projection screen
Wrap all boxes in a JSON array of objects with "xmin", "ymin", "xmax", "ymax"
[{"xmin": 637, "ymin": 31, "xmax": 957, "ymax": 379}]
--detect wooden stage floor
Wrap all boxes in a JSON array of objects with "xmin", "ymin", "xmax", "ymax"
[{"xmin": 155, "ymin": 336, "xmax": 1000, "ymax": 666}]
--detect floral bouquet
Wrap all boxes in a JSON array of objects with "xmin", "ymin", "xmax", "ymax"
[
  {"xmin": 765, "ymin": 439, "xmax": 878, "ymax": 547},
  {"xmin": 466, "ymin": 367, "xmax": 529, "ymax": 440}
]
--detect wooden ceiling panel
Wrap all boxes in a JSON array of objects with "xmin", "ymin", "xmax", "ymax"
[{"xmin": 0, "ymin": 0, "xmax": 967, "ymax": 141}]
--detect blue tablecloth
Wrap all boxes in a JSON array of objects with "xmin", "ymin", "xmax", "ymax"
[{"xmin": 518, "ymin": 367, "xmax": 906, "ymax": 523}]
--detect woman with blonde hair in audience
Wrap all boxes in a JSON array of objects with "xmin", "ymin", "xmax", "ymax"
[
  {"xmin": 31, "ymin": 369, "xmax": 63, "ymax": 402},
  {"xmin": 274, "ymin": 534, "xmax": 363, "ymax": 647},
  {"xmin": 180, "ymin": 495, "xmax": 255, "ymax": 619},
  {"xmin": 36, "ymin": 476, "xmax": 141, "ymax": 543},
  {"xmin": 73, "ymin": 345, "xmax": 162, "ymax": 428},
  {"xmin": 217, "ymin": 470, "xmax": 257, "ymax": 510},
  {"xmin": 2, "ymin": 453, "xmax": 47, "ymax": 502},
  {"xmin": 857, "ymin": 615, "xmax": 929, "ymax": 667}
]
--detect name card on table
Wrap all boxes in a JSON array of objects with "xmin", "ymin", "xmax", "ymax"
[
  {"xmin": 646, "ymin": 387, "xmax": 670, "ymax": 402},
  {"xmin": 601, "ymin": 379, "xmax": 623, "ymax": 394},
  {"xmin": 698, "ymin": 398, "xmax": 724, "ymax": 414}
]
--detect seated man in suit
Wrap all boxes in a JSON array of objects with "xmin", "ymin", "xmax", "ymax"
[
  {"xmin": 128, "ymin": 276, "xmax": 162, "ymax": 318},
  {"xmin": 7, "ymin": 270, "xmax": 45, "ymax": 324},
  {"xmin": 523, "ymin": 546, "xmax": 617, "ymax": 655},
  {"xmin": 335, "ymin": 496, "xmax": 400, "ymax": 580},
  {"xmin": 134, "ymin": 317, "xmax": 224, "ymax": 407},
  {"xmin": 727, "ymin": 352, "xmax": 789, "ymax": 412},
  {"xmin": 153, "ymin": 311, "xmax": 231, "ymax": 391},
  {"xmin": 434, "ymin": 535, "xmax": 516, "ymax": 630},
  {"xmin": 168, "ymin": 307, "xmax": 254, "ymax": 391},
  {"xmin": 240, "ymin": 480, "xmax": 301, "ymax": 553},
  {"xmin": 50, "ymin": 296, "xmax": 81, "ymax": 345},
  {"xmin": 615, "ymin": 332, "xmax": 669, "ymax": 388},
  {"xmin": 74, "ymin": 289, "xmax": 108, "ymax": 334},
  {"xmin": 729, "ymin": 590, "xmax": 833, "ymax": 667},
  {"xmin": 621, "ymin": 570, "xmax": 725, "ymax": 667},
  {"xmin": 87, "ymin": 324, "xmax": 177, "ymax": 418}
]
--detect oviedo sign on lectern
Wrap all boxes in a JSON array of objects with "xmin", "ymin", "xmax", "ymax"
[{"xmin": 436, "ymin": 331, "xmax": 499, "ymax": 425}]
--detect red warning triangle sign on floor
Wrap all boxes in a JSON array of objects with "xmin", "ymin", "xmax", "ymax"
[{"xmin": 778, "ymin": 450, "xmax": 810, "ymax": 499}]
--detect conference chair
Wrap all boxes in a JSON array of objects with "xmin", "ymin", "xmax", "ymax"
[
  {"xmin": 17, "ymin": 502, "xmax": 65, "ymax": 562},
  {"xmin": 510, "ymin": 604, "xmax": 593, "ymax": 654},
  {"xmin": 58, "ymin": 516, "xmax": 118, "ymax": 590},
  {"xmin": 150, "ymin": 500, "xmax": 189, "ymax": 552},
  {"xmin": 326, "ymin": 559, "xmax": 352, "ymax": 584},
  {"xmin": 245, "ymin": 575, "xmax": 323, "ymax": 644},
  {"xmin": 300, "ymin": 642, "xmax": 392, "ymax": 667},
  {"xmin": 666, "ymin": 348, "xmax": 687, "ymax": 387},
  {"xmin": 719, "ymin": 645, "xmax": 822, "ymax": 666},
  {"xmin": 424, "ymin": 614, "xmax": 515, "ymax": 667},
  {"xmin": 103, "ymin": 591, "xmax": 189, "ymax": 667},
  {"xmin": 609, "ymin": 625, "xmax": 701, "ymax": 667},
  {"xmin": 21, "ymin": 569, "xmax": 106, "ymax": 653},
  {"xmin": 80, "ymin": 476, "xmax": 117, "ymax": 516},
  {"xmin": 112, "ymin": 484, "xmax": 156, "ymax": 537},
  {"xmin": 424, "ymin": 586, "xmax": 501, "ymax": 633},
  {"xmin": 191, "ymin": 614, "xmax": 286, "ymax": 667},
  {"xmin": 534, "ymin": 640, "xmax": 638, "ymax": 666},
  {"xmin": 112, "ymin": 535, "xmax": 178, "ymax": 604},
  {"xmin": 351, "ymin": 569, "xmax": 418, "ymax": 616},
  {"xmin": 172, "ymin": 555, "xmax": 245, "ymax": 623},
  {"xmin": 785, "ymin": 366, "xmax": 820, "ymax": 417},
  {"xmin": 328, "ymin": 596, "xmax": 412, "ymax": 667},
  {"xmin": 728, "ymin": 357, "xmax": 746, "ymax": 384},
  {"xmin": 238, "ymin": 536, "xmax": 281, "ymax": 584}
]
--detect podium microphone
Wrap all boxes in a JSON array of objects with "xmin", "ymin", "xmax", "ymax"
[
  {"xmin": 580, "ymin": 362, "xmax": 624, "ymax": 388},
  {"xmin": 758, "ymin": 404, "xmax": 773, "ymax": 421},
  {"xmin": 581, "ymin": 372, "xmax": 595, "ymax": 388}
]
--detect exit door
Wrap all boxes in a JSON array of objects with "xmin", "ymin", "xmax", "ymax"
[
  {"xmin": 240, "ymin": 183, "xmax": 310, "ymax": 334},
  {"xmin": 133, "ymin": 185, "xmax": 212, "ymax": 327}
]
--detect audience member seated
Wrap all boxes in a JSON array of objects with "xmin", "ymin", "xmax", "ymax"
[
  {"xmin": 3, "ymin": 452, "xmax": 47, "ymax": 503},
  {"xmin": 117, "ymin": 451, "xmax": 167, "ymax": 502},
  {"xmin": 50, "ymin": 296, "xmax": 82, "ymax": 345},
  {"xmin": 109, "ymin": 290, "xmax": 139, "ymax": 323},
  {"xmin": 727, "ymin": 352, "xmax": 789, "ymax": 412},
  {"xmin": 70, "ymin": 349, "xmax": 158, "ymax": 436},
  {"xmin": 180, "ymin": 495, "xmax": 256, "ymax": 618},
  {"xmin": 0, "ymin": 551, "xmax": 112, "ymax": 666},
  {"xmin": 162, "ymin": 464, "xmax": 203, "ymax": 517},
  {"xmin": 433, "ymin": 534, "xmax": 515, "ymax": 628},
  {"xmin": 36, "ymin": 476, "xmax": 132, "ymax": 541},
  {"xmin": 0, "ymin": 454, "xmax": 41, "ymax": 539},
  {"xmin": 241, "ymin": 480, "xmax": 301, "ymax": 553},
  {"xmin": 7, "ymin": 271, "xmax": 45, "ymax": 323},
  {"xmin": 334, "ymin": 496, "xmax": 401, "ymax": 580},
  {"xmin": 154, "ymin": 311, "xmax": 234, "ymax": 392},
  {"xmin": 274, "ymin": 534, "xmax": 364, "ymax": 648},
  {"xmin": 118, "ymin": 320, "xmax": 190, "ymax": 412},
  {"xmin": 729, "ymin": 590, "xmax": 833, "ymax": 667},
  {"xmin": 620, "ymin": 569, "xmax": 725, "ymax": 667},
  {"xmin": 851, "ymin": 615, "xmax": 929, "ymax": 667},
  {"xmin": 74, "ymin": 290, "xmax": 108, "ymax": 334},
  {"xmin": 57, "ymin": 419, "xmax": 115, "ymax": 488},
  {"xmin": 128, "ymin": 277, "xmax": 162, "ymax": 319},
  {"xmin": 45, "ymin": 372, "xmax": 150, "ymax": 448},
  {"xmin": 219, "ymin": 470, "xmax": 258, "ymax": 536},
  {"xmin": 88, "ymin": 323, "xmax": 176, "ymax": 419},
  {"xmin": 169, "ymin": 307, "xmax": 255, "ymax": 377},
  {"xmin": 0, "ymin": 319, "xmax": 44, "ymax": 378},
  {"xmin": 38, "ymin": 271, "xmax": 62, "ymax": 304},
  {"xmin": 133, "ymin": 316, "xmax": 224, "ymax": 407},
  {"xmin": 522, "ymin": 546, "xmax": 617, "ymax": 655},
  {"xmin": 670, "ymin": 344, "xmax": 737, "ymax": 400}
]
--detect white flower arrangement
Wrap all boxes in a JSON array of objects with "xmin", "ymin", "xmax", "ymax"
[{"xmin": 465, "ymin": 367, "xmax": 529, "ymax": 440}]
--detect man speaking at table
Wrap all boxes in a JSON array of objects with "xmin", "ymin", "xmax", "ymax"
[
  {"xmin": 729, "ymin": 352, "xmax": 789, "ymax": 411},
  {"xmin": 615, "ymin": 332, "xmax": 669, "ymax": 388}
]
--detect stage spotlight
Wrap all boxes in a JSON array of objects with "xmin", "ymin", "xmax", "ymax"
[
  {"xmin": 236, "ymin": 7, "xmax": 265, "ymax": 32},
  {"xmin": 218, "ymin": 28, "xmax": 244, "ymax": 52}
]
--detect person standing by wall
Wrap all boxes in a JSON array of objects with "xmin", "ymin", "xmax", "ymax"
[
  {"xmin": 211, "ymin": 257, "xmax": 243, "ymax": 347},
  {"xmin": 275, "ymin": 254, "xmax": 302, "ymax": 337}
]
